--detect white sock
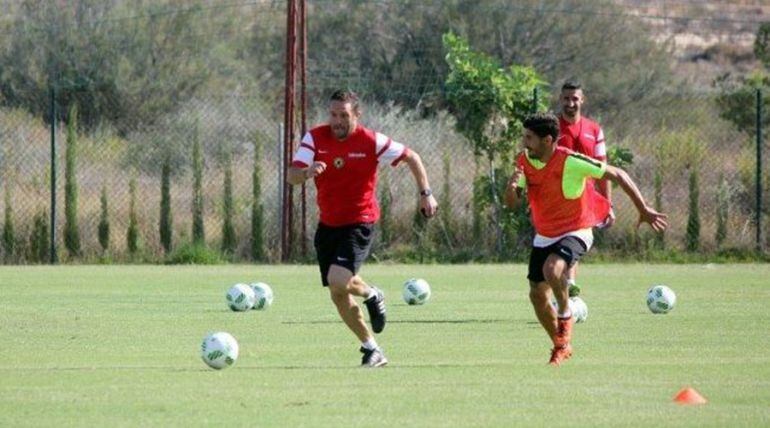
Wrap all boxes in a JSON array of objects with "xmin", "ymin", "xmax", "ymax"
[
  {"xmin": 361, "ymin": 338, "xmax": 378, "ymax": 351},
  {"xmin": 364, "ymin": 287, "xmax": 377, "ymax": 300},
  {"xmin": 558, "ymin": 308, "xmax": 572, "ymax": 319}
]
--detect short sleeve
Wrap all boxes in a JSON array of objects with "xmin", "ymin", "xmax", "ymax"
[
  {"xmin": 291, "ymin": 132, "xmax": 315, "ymax": 167},
  {"xmin": 594, "ymin": 128, "xmax": 606, "ymax": 159},
  {"xmin": 375, "ymin": 132, "xmax": 408, "ymax": 166},
  {"xmin": 565, "ymin": 153, "xmax": 606, "ymax": 179}
]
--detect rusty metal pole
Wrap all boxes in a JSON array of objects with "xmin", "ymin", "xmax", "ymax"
[
  {"xmin": 282, "ymin": 0, "xmax": 297, "ymax": 262},
  {"xmin": 299, "ymin": 0, "xmax": 308, "ymax": 257}
]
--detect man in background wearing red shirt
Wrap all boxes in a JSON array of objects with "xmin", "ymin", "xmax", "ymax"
[
  {"xmin": 558, "ymin": 80, "xmax": 613, "ymax": 298},
  {"xmin": 288, "ymin": 89, "xmax": 438, "ymax": 368},
  {"xmin": 505, "ymin": 113, "xmax": 666, "ymax": 365}
]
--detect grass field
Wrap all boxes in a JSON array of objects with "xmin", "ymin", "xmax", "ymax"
[{"xmin": 1, "ymin": 264, "xmax": 769, "ymax": 427}]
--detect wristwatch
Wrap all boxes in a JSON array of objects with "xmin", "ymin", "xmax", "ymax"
[{"xmin": 420, "ymin": 189, "xmax": 432, "ymax": 197}]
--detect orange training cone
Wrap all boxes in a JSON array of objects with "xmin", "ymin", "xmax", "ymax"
[{"xmin": 673, "ymin": 387, "xmax": 707, "ymax": 405}]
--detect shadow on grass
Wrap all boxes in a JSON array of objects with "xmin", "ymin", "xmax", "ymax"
[{"xmin": 281, "ymin": 318, "xmax": 511, "ymax": 325}]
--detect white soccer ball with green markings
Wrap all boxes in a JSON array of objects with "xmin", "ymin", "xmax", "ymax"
[
  {"xmin": 250, "ymin": 282, "xmax": 273, "ymax": 310},
  {"xmin": 570, "ymin": 296, "xmax": 588, "ymax": 323},
  {"xmin": 647, "ymin": 285, "xmax": 676, "ymax": 314},
  {"xmin": 550, "ymin": 297, "xmax": 588, "ymax": 323},
  {"xmin": 201, "ymin": 332, "xmax": 239, "ymax": 370},
  {"xmin": 403, "ymin": 278, "xmax": 431, "ymax": 305},
  {"xmin": 226, "ymin": 283, "xmax": 256, "ymax": 311}
]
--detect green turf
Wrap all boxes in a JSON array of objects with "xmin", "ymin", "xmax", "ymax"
[{"xmin": 1, "ymin": 264, "xmax": 768, "ymax": 427}]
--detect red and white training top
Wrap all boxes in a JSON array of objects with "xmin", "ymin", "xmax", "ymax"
[
  {"xmin": 291, "ymin": 124, "xmax": 409, "ymax": 227},
  {"xmin": 558, "ymin": 116, "xmax": 607, "ymax": 161}
]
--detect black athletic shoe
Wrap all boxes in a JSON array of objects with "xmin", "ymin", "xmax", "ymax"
[
  {"xmin": 363, "ymin": 287, "xmax": 386, "ymax": 333},
  {"xmin": 360, "ymin": 347, "xmax": 388, "ymax": 368}
]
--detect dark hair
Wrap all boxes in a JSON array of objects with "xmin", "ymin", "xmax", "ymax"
[
  {"xmin": 523, "ymin": 112, "xmax": 559, "ymax": 142},
  {"xmin": 330, "ymin": 89, "xmax": 360, "ymax": 113},
  {"xmin": 561, "ymin": 80, "xmax": 582, "ymax": 92}
]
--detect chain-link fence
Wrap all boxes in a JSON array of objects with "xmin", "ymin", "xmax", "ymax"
[
  {"xmin": 0, "ymin": 0, "xmax": 767, "ymax": 263},
  {"xmin": 1, "ymin": 87, "xmax": 766, "ymax": 263}
]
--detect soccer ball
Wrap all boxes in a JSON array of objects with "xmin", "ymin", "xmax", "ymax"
[
  {"xmin": 570, "ymin": 296, "xmax": 588, "ymax": 323},
  {"xmin": 201, "ymin": 332, "xmax": 239, "ymax": 370},
  {"xmin": 250, "ymin": 282, "xmax": 273, "ymax": 310},
  {"xmin": 647, "ymin": 285, "xmax": 676, "ymax": 314},
  {"xmin": 550, "ymin": 297, "xmax": 588, "ymax": 323},
  {"xmin": 226, "ymin": 283, "xmax": 256, "ymax": 311},
  {"xmin": 403, "ymin": 278, "xmax": 431, "ymax": 305}
]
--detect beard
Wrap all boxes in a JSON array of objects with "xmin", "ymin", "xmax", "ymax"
[{"xmin": 332, "ymin": 125, "xmax": 350, "ymax": 139}]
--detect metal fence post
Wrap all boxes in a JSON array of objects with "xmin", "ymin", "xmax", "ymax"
[
  {"xmin": 532, "ymin": 86, "xmax": 539, "ymax": 113},
  {"xmin": 49, "ymin": 86, "xmax": 58, "ymax": 264},
  {"xmin": 757, "ymin": 88, "xmax": 764, "ymax": 252}
]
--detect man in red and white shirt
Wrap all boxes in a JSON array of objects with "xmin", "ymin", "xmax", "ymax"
[
  {"xmin": 558, "ymin": 80, "xmax": 613, "ymax": 297},
  {"xmin": 288, "ymin": 89, "xmax": 438, "ymax": 368},
  {"xmin": 505, "ymin": 113, "xmax": 667, "ymax": 365}
]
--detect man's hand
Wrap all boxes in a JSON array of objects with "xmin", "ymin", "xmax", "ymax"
[
  {"xmin": 305, "ymin": 161, "xmax": 327, "ymax": 179},
  {"xmin": 598, "ymin": 208, "xmax": 616, "ymax": 229},
  {"xmin": 508, "ymin": 166, "xmax": 524, "ymax": 190},
  {"xmin": 638, "ymin": 206, "xmax": 668, "ymax": 232},
  {"xmin": 420, "ymin": 194, "xmax": 438, "ymax": 218}
]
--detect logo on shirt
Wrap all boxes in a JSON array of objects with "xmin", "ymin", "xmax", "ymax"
[
  {"xmin": 348, "ymin": 152, "xmax": 366, "ymax": 158},
  {"xmin": 333, "ymin": 157, "xmax": 345, "ymax": 169},
  {"xmin": 318, "ymin": 149, "xmax": 328, "ymax": 154},
  {"xmin": 583, "ymin": 133, "xmax": 596, "ymax": 140}
]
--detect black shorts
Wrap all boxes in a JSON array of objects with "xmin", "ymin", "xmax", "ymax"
[
  {"xmin": 314, "ymin": 223, "xmax": 374, "ymax": 286},
  {"xmin": 527, "ymin": 236, "xmax": 588, "ymax": 284}
]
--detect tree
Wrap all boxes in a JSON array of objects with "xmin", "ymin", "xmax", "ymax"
[
  {"xmin": 378, "ymin": 172, "xmax": 393, "ymax": 249},
  {"xmin": 127, "ymin": 178, "xmax": 139, "ymax": 255},
  {"xmin": 686, "ymin": 166, "xmax": 701, "ymax": 252},
  {"xmin": 64, "ymin": 104, "xmax": 81, "ymax": 257},
  {"xmin": 221, "ymin": 153, "xmax": 236, "ymax": 256},
  {"xmin": 98, "ymin": 186, "xmax": 110, "ymax": 253},
  {"xmin": 298, "ymin": 0, "xmax": 673, "ymax": 116},
  {"xmin": 191, "ymin": 124, "xmax": 205, "ymax": 245},
  {"xmin": 0, "ymin": 0, "xmax": 231, "ymax": 134},
  {"xmin": 715, "ymin": 174, "xmax": 729, "ymax": 249},
  {"xmin": 2, "ymin": 185, "xmax": 15, "ymax": 261},
  {"xmin": 160, "ymin": 154, "xmax": 173, "ymax": 253},
  {"xmin": 443, "ymin": 31, "xmax": 545, "ymax": 256},
  {"xmin": 717, "ymin": 23, "xmax": 770, "ymax": 137},
  {"xmin": 29, "ymin": 212, "xmax": 49, "ymax": 264},
  {"xmin": 251, "ymin": 136, "xmax": 265, "ymax": 261}
]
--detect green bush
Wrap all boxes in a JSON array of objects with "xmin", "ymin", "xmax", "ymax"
[
  {"xmin": 64, "ymin": 104, "xmax": 81, "ymax": 257},
  {"xmin": 166, "ymin": 242, "xmax": 222, "ymax": 265},
  {"xmin": 98, "ymin": 186, "xmax": 110, "ymax": 253},
  {"xmin": 160, "ymin": 154, "xmax": 173, "ymax": 253}
]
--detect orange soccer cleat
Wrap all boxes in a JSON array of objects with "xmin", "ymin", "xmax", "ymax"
[{"xmin": 548, "ymin": 344, "xmax": 573, "ymax": 366}]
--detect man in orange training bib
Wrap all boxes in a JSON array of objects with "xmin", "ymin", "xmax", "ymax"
[{"xmin": 505, "ymin": 112, "xmax": 667, "ymax": 366}]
